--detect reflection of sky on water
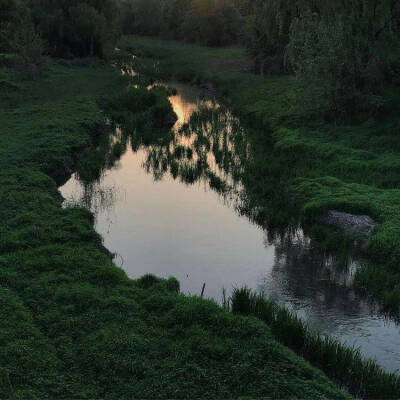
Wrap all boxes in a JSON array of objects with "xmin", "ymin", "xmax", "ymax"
[{"xmin": 60, "ymin": 82, "xmax": 400, "ymax": 374}]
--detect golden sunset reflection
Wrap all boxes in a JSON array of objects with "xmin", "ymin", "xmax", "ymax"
[{"xmin": 169, "ymin": 93, "xmax": 198, "ymax": 128}]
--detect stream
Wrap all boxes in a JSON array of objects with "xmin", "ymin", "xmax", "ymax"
[{"xmin": 60, "ymin": 81, "xmax": 400, "ymax": 374}]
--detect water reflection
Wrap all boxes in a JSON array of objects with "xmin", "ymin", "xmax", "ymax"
[{"xmin": 60, "ymin": 81, "xmax": 400, "ymax": 373}]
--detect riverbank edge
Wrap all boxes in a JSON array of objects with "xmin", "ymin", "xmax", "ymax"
[
  {"xmin": 0, "ymin": 61, "xmax": 350, "ymax": 398},
  {"xmin": 120, "ymin": 35, "xmax": 400, "ymax": 313},
  {"xmin": 229, "ymin": 287, "xmax": 400, "ymax": 399}
]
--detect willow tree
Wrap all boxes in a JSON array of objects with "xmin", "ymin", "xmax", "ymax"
[
  {"xmin": 0, "ymin": 0, "xmax": 29, "ymax": 52},
  {"xmin": 247, "ymin": 0, "xmax": 400, "ymax": 75},
  {"xmin": 286, "ymin": 0, "xmax": 400, "ymax": 121},
  {"xmin": 246, "ymin": 0, "xmax": 306, "ymax": 74}
]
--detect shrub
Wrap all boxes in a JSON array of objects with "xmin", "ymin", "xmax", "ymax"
[
  {"xmin": 8, "ymin": 16, "xmax": 46, "ymax": 78},
  {"xmin": 283, "ymin": 1, "xmax": 399, "ymax": 122},
  {"xmin": 181, "ymin": 0, "xmax": 242, "ymax": 46},
  {"xmin": 30, "ymin": 0, "xmax": 120, "ymax": 58}
]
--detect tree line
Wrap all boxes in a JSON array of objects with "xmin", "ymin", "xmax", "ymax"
[
  {"xmin": 1, "ymin": 0, "xmax": 399, "ymax": 121},
  {"xmin": 121, "ymin": 0, "xmax": 400, "ymax": 121}
]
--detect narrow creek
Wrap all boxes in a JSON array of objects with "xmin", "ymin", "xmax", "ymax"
[{"xmin": 60, "ymin": 81, "xmax": 400, "ymax": 374}]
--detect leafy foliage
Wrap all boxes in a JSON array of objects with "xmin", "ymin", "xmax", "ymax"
[
  {"xmin": 120, "ymin": 0, "xmax": 244, "ymax": 46},
  {"xmin": 119, "ymin": 0, "xmax": 400, "ymax": 120},
  {"xmin": 29, "ymin": 0, "xmax": 120, "ymax": 58},
  {"xmin": 286, "ymin": 1, "xmax": 400, "ymax": 121}
]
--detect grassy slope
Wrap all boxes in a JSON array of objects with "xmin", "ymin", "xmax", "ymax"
[
  {"xmin": 121, "ymin": 35, "xmax": 400, "ymax": 311},
  {"xmin": 0, "ymin": 63, "xmax": 348, "ymax": 398}
]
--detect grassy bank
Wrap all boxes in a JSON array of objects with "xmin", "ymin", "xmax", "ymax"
[
  {"xmin": 120, "ymin": 35, "xmax": 400, "ymax": 312},
  {"xmin": 0, "ymin": 61, "xmax": 350, "ymax": 398},
  {"xmin": 229, "ymin": 287, "xmax": 400, "ymax": 399}
]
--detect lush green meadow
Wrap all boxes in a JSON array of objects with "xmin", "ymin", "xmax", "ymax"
[
  {"xmin": 121, "ymin": 35, "xmax": 400, "ymax": 312},
  {"xmin": 0, "ymin": 61, "xmax": 352, "ymax": 398}
]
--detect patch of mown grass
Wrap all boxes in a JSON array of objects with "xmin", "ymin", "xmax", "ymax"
[
  {"xmin": 122, "ymin": 35, "xmax": 400, "ymax": 312},
  {"xmin": 229, "ymin": 287, "xmax": 400, "ymax": 399},
  {"xmin": 0, "ymin": 61, "xmax": 349, "ymax": 398}
]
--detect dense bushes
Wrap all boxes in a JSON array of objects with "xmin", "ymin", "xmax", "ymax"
[
  {"xmin": 0, "ymin": 0, "xmax": 15, "ymax": 50},
  {"xmin": 0, "ymin": 0, "xmax": 46, "ymax": 77},
  {"xmin": 286, "ymin": 1, "xmax": 400, "ymax": 122},
  {"xmin": 2, "ymin": 0, "xmax": 120, "ymax": 60},
  {"xmin": 245, "ymin": 0, "xmax": 292, "ymax": 75},
  {"xmin": 118, "ymin": 0, "xmax": 400, "ymax": 121},
  {"xmin": 120, "ymin": 0, "xmax": 244, "ymax": 46},
  {"xmin": 0, "ymin": 0, "xmax": 30, "ymax": 52},
  {"xmin": 29, "ymin": 0, "xmax": 120, "ymax": 58},
  {"xmin": 180, "ymin": 0, "xmax": 242, "ymax": 46},
  {"xmin": 248, "ymin": 0, "xmax": 400, "ymax": 121}
]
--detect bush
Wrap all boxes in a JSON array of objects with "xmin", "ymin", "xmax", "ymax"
[
  {"xmin": 120, "ymin": 0, "xmax": 243, "ymax": 46},
  {"xmin": 245, "ymin": 0, "xmax": 293, "ymax": 74},
  {"xmin": 0, "ymin": 0, "xmax": 19, "ymax": 51},
  {"xmin": 286, "ymin": 12, "xmax": 396, "ymax": 122},
  {"xmin": 8, "ymin": 16, "xmax": 46, "ymax": 78},
  {"xmin": 0, "ymin": 0, "xmax": 31, "ymax": 53},
  {"xmin": 30, "ymin": 0, "xmax": 120, "ymax": 58},
  {"xmin": 181, "ymin": 0, "xmax": 242, "ymax": 46}
]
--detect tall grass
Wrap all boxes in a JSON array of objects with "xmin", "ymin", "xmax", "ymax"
[{"xmin": 229, "ymin": 287, "xmax": 400, "ymax": 399}]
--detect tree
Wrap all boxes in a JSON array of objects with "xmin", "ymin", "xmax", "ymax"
[
  {"xmin": 30, "ymin": 0, "xmax": 120, "ymax": 58},
  {"xmin": 0, "ymin": 0, "xmax": 28, "ymax": 52},
  {"xmin": 161, "ymin": 0, "xmax": 192, "ymax": 39},
  {"xmin": 286, "ymin": 0, "xmax": 400, "ymax": 122},
  {"xmin": 181, "ymin": 0, "xmax": 242, "ymax": 46},
  {"xmin": 246, "ymin": 0, "xmax": 299, "ymax": 74}
]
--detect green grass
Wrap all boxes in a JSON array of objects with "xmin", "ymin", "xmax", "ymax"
[
  {"xmin": 0, "ymin": 61, "xmax": 350, "ymax": 398},
  {"xmin": 118, "ymin": 35, "xmax": 248, "ymax": 79},
  {"xmin": 229, "ymin": 287, "xmax": 400, "ymax": 399},
  {"xmin": 121, "ymin": 35, "xmax": 400, "ymax": 312}
]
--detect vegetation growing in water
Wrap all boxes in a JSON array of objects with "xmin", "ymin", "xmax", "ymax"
[{"xmin": 229, "ymin": 287, "xmax": 400, "ymax": 399}]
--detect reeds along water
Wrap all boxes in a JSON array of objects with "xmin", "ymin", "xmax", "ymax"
[{"xmin": 228, "ymin": 287, "xmax": 400, "ymax": 400}]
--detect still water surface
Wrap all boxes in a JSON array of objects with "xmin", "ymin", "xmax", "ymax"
[{"xmin": 60, "ymin": 82, "xmax": 400, "ymax": 373}]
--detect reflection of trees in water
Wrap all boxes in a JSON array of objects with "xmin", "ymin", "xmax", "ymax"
[
  {"xmin": 65, "ymin": 126, "xmax": 128, "ymax": 219},
  {"xmin": 140, "ymin": 102, "xmax": 250, "ymax": 210},
  {"xmin": 136, "ymin": 99, "xmax": 369, "ymax": 309},
  {"xmin": 75, "ymin": 126, "xmax": 128, "ymax": 184},
  {"xmin": 64, "ymin": 89, "xmax": 397, "ymax": 332},
  {"xmin": 260, "ymin": 229, "xmax": 378, "ymax": 320},
  {"xmin": 71, "ymin": 95, "xmax": 361, "ymax": 298},
  {"xmin": 64, "ymin": 181, "xmax": 120, "ymax": 220}
]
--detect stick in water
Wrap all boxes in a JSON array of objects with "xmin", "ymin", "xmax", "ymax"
[{"xmin": 201, "ymin": 283, "xmax": 206, "ymax": 298}]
